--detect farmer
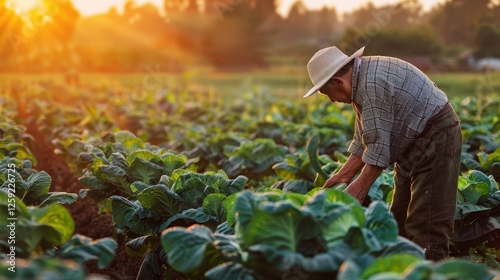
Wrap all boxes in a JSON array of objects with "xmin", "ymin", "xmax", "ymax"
[{"xmin": 304, "ymin": 46, "xmax": 462, "ymax": 261}]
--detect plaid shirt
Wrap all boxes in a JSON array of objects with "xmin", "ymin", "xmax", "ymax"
[{"xmin": 348, "ymin": 56, "xmax": 448, "ymax": 168}]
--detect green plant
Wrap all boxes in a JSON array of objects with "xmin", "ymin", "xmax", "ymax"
[
  {"xmin": 0, "ymin": 158, "xmax": 77, "ymax": 207},
  {"xmin": 453, "ymin": 170, "xmax": 500, "ymax": 252},
  {"xmin": 0, "ymin": 189, "xmax": 74, "ymax": 258},
  {"xmin": 78, "ymin": 131, "xmax": 197, "ymax": 204},
  {"xmin": 161, "ymin": 188, "xmax": 424, "ymax": 279},
  {"xmin": 0, "ymin": 234, "xmax": 117, "ymax": 280},
  {"xmin": 219, "ymin": 138, "xmax": 287, "ymax": 179},
  {"xmin": 110, "ymin": 169, "xmax": 248, "ymax": 279},
  {"xmin": 0, "ymin": 116, "xmax": 37, "ymax": 166}
]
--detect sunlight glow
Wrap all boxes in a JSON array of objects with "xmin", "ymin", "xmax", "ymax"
[
  {"xmin": 278, "ymin": 0, "xmax": 447, "ymax": 16},
  {"xmin": 10, "ymin": 0, "xmax": 447, "ymax": 17},
  {"xmin": 8, "ymin": 0, "xmax": 39, "ymax": 13}
]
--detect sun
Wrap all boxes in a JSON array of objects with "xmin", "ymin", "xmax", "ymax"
[{"xmin": 7, "ymin": 0, "xmax": 40, "ymax": 14}]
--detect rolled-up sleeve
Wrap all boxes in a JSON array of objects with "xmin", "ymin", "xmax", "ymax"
[{"xmin": 347, "ymin": 111, "xmax": 364, "ymax": 158}]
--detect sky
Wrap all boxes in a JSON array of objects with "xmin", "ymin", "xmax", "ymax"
[{"xmin": 11, "ymin": 0, "xmax": 446, "ymax": 17}]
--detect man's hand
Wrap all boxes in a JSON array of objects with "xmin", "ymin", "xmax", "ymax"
[
  {"xmin": 322, "ymin": 174, "xmax": 351, "ymax": 189},
  {"xmin": 343, "ymin": 164, "xmax": 384, "ymax": 204},
  {"xmin": 344, "ymin": 181, "xmax": 370, "ymax": 203},
  {"xmin": 321, "ymin": 154, "xmax": 365, "ymax": 189}
]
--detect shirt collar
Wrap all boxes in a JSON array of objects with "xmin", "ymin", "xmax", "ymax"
[{"xmin": 351, "ymin": 57, "xmax": 361, "ymax": 101}]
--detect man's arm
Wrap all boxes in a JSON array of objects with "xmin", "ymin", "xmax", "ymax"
[
  {"xmin": 322, "ymin": 154, "xmax": 365, "ymax": 189},
  {"xmin": 344, "ymin": 164, "xmax": 384, "ymax": 203}
]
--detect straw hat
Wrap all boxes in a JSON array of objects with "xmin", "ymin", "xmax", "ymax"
[{"xmin": 304, "ymin": 46, "xmax": 365, "ymax": 98}]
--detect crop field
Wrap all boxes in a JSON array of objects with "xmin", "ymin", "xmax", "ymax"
[{"xmin": 0, "ymin": 70, "xmax": 499, "ymax": 280}]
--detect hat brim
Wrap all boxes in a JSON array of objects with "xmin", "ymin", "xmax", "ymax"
[{"xmin": 303, "ymin": 46, "xmax": 365, "ymax": 98}]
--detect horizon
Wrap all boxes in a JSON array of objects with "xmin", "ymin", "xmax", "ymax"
[{"xmin": 10, "ymin": 0, "xmax": 446, "ymax": 17}]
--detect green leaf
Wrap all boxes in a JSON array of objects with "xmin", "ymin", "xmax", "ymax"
[
  {"xmin": 22, "ymin": 171, "xmax": 52, "ymax": 205},
  {"xmin": 126, "ymin": 150, "xmax": 161, "ymax": 165},
  {"xmin": 307, "ymin": 135, "xmax": 330, "ymax": 179},
  {"xmin": 137, "ymin": 185, "xmax": 185, "ymax": 216},
  {"xmin": 97, "ymin": 164, "xmax": 128, "ymax": 186},
  {"xmin": 455, "ymin": 202, "xmax": 490, "ymax": 221},
  {"xmin": 281, "ymin": 180, "xmax": 312, "ymax": 194},
  {"xmin": 206, "ymin": 262, "xmax": 255, "ymax": 280},
  {"xmin": 0, "ymin": 256, "xmax": 85, "ymax": 279},
  {"xmin": 161, "ymin": 153, "xmax": 190, "ymax": 175},
  {"xmin": 273, "ymin": 162, "xmax": 299, "ymax": 180},
  {"xmin": 364, "ymin": 202, "xmax": 398, "ymax": 244},
  {"xmin": 78, "ymin": 176, "xmax": 109, "ymax": 191},
  {"xmin": 126, "ymin": 235, "xmax": 160, "ymax": 257},
  {"xmin": 344, "ymin": 227, "xmax": 382, "ymax": 253},
  {"xmin": 467, "ymin": 170, "xmax": 492, "ymax": 187},
  {"xmin": 136, "ymin": 248, "xmax": 165, "ymax": 280},
  {"xmin": 361, "ymin": 254, "xmax": 421, "ymax": 279},
  {"xmin": 57, "ymin": 234, "xmax": 117, "ymax": 269},
  {"xmin": 172, "ymin": 171, "xmax": 230, "ymax": 208},
  {"xmin": 234, "ymin": 192, "xmax": 320, "ymax": 251},
  {"xmin": 161, "ymin": 225, "xmax": 220, "ymax": 274},
  {"xmin": 203, "ymin": 193, "xmax": 227, "ymax": 219},
  {"xmin": 478, "ymin": 147, "xmax": 500, "ymax": 171},
  {"xmin": 215, "ymin": 221, "xmax": 234, "ymax": 235},
  {"xmin": 160, "ymin": 208, "xmax": 217, "ymax": 231},
  {"xmin": 405, "ymin": 259, "xmax": 495, "ymax": 280},
  {"xmin": 130, "ymin": 181, "xmax": 151, "ymax": 193},
  {"xmin": 30, "ymin": 203, "xmax": 75, "ymax": 245},
  {"xmin": 222, "ymin": 193, "xmax": 239, "ymax": 227},
  {"xmin": 108, "ymin": 152, "xmax": 129, "ymax": 171},
  {"xmin": 115, "ymin": 131, "xmax": 145, "ymax": 153},
  {"xmin": 226, "ymin": 175, "xmax": 248, "ymax": 195},
  {"xmin": 39, "ymin": 192, "xmax": 78, "ymax": 207},
  {"xmin": 128, "ymin": 158, "xmax": 164, "ymax": 185},
  {"xmin": 377, "ymin": 237, "xmax": 425, "ymax": 258},
  {"xmin": 303, "ymin": 190, "xmax": 364, "ymax": 247},
  {"xmin": 0, "ymin": 188, "xmax": 29, "ymax": 218},
  {"xmin": 110, "ymin": 196, "xmax": 161, "ymax": 235}
]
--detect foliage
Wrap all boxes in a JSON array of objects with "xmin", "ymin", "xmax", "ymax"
[
  {"xmin": 110, "ymin": 169, "xmax": 247, "ymax": 279},
  {"xmin": 202, "ymin": 0, "xmax": 268, "ymax": 68},
  {"xmin": 345, "ymin": 25, "xmax": 442, "ymax": 59},
  {"xmin": 0, "ymin": 189, "xmax": 74, "ymax": 258},
  {"xmin": 161, "ymin": 188, "xmax": 425, "ymax": 279},
  {"xmin": 78, "ymin": 131, "xmax": 197, "ymax": 204},
  {"xmin": 453, "ymin": 170, "xmax": 500, "ymax": 251},
  {"xmin": 0, "ymin": 234, "xmax": 117, "ymax": 279},
  {"xmin": 220, "ymin": 138, "xmax": 287, "ymax": 179},
  {"xmin": 0, "ymin": 157, "xmax": 77, "ymax": 207},
  {"xmin": 271, "ymin": 134, "xmax": 343, "ymax": 193},
  {"xmin": 0, "ymin": 116, "xmax": 36, "ymax": 166},
  {"xmin": 474, "ymin": 24, "xmax": 500, "ymax": 59},
  {"xmin": 431, "ymin": 0, "xmax": 499, "ymax": 45}
]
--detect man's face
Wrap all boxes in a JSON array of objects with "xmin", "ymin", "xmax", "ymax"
[{"xmin": 319, "ymin": 77, "xmax": 352, "ymax": 104}]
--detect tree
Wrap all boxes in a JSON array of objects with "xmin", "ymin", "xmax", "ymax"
[
  {"xmin": 340, "ymin": 25, "xmax": 441, "ymax": 59},
  {"xmin": 474, "ymin": 24, "xmax": 500, "ymax": 58},
  {"xmin": 431, "ymin": 0, "xmax": 491, "ymax": 45},
  {"xmin": 344, "ymin": 0, "xmax": 422, "ymax": 31},
  {"xmin": 254, "ymin": 0, "xmax": 277, "ymax": 20},
  {"xmin": 202, "ymin": 1, "xmax": 267, "ymax": 68}
]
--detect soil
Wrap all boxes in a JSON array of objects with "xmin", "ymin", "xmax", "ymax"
[{"xmin": 24, "ymin": 117, "xmax": 143, "ymax": 280}]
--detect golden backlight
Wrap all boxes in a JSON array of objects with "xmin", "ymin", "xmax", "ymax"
[{"xmin": 11, "ymin": 0, "xmax": 446, "ymax": 17}]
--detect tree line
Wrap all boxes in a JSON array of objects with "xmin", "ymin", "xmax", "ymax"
[{"xmin": 1, "ymin": 0, "xmax": 500, "ymax": 71}]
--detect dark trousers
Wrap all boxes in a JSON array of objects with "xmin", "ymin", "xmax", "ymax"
[{"xmin": 390, "ymin": 103, "xmax": 462, "ymax": 261}]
